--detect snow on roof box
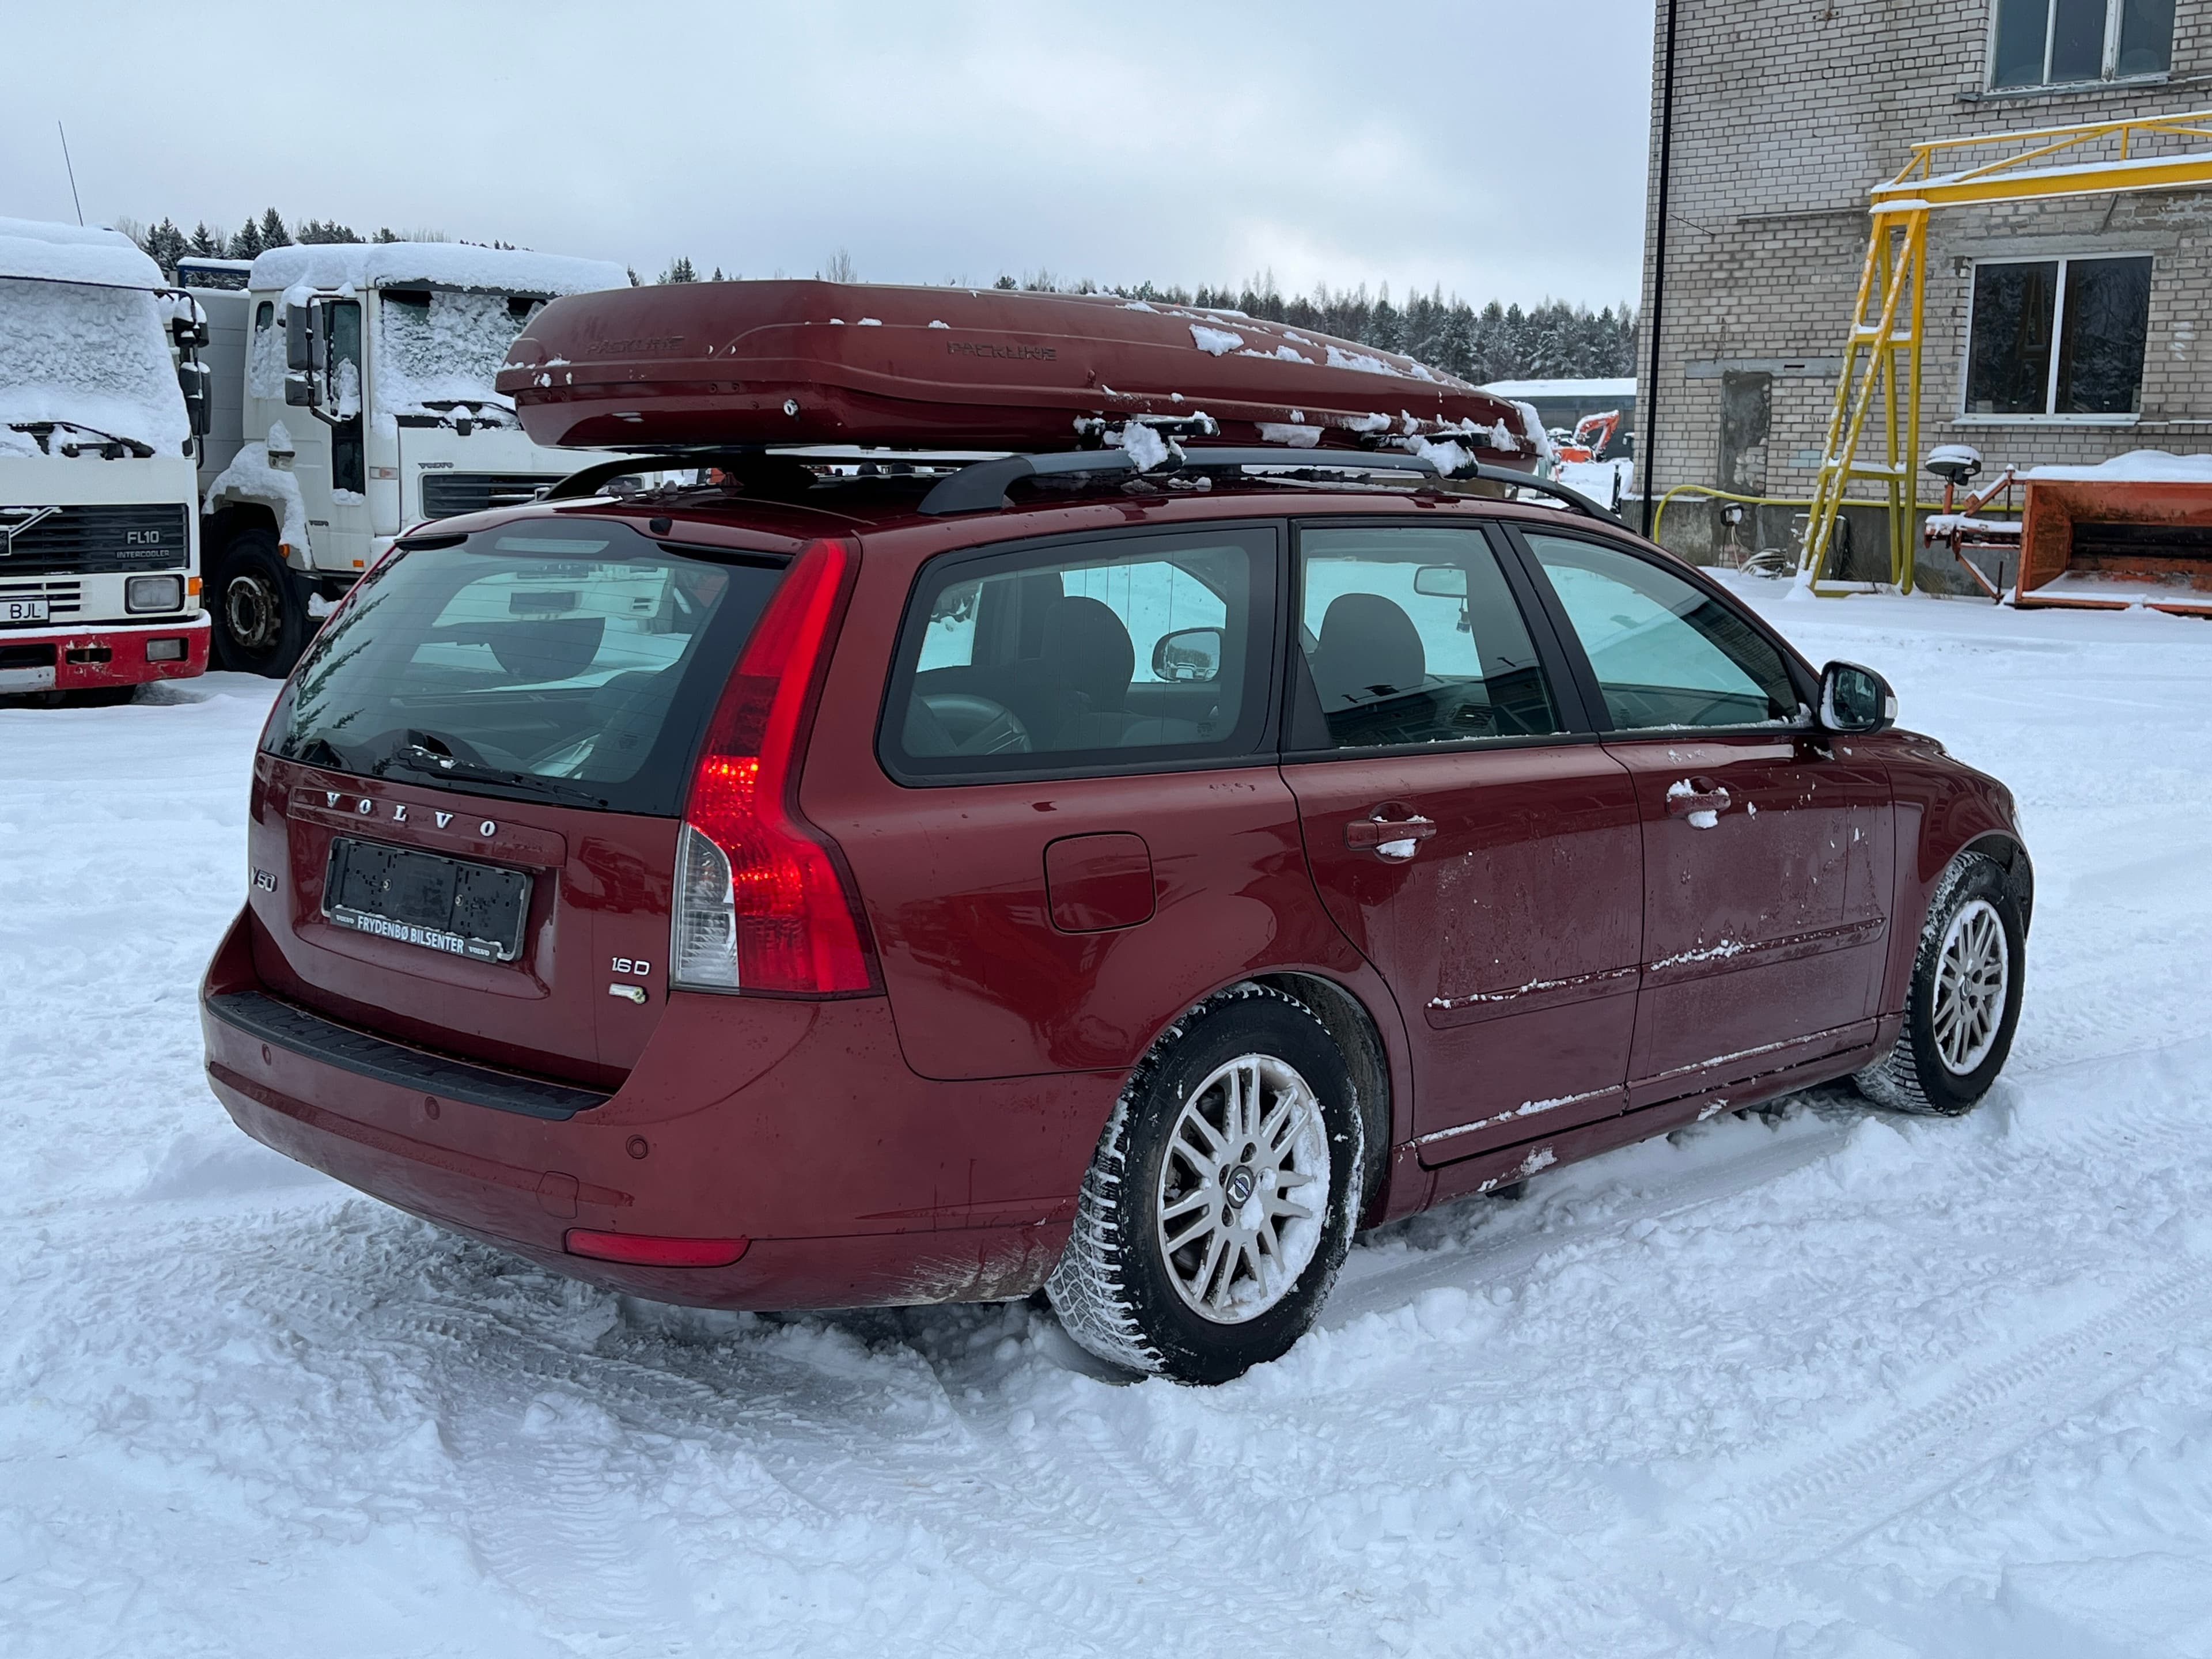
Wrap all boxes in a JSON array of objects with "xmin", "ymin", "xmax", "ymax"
[
  {"xmin": 0, "ymin": 215, "xmax": 165, "ymax": 290},
  {"xmin": 499, "ymin": 279, "xmax": 1539, "ymax": 458},
  {"xmin": 248, "ymin": 242, "xmax": 626, "ymax": 298}
]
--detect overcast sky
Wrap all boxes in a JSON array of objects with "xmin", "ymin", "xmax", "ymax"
[{"xmin": 6, "ymin": 0, "xmax": 1654, "ymax": 312}]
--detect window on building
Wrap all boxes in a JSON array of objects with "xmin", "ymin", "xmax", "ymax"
[
  {"xmin": 1965, "ymin": 256, "xmax": 2151, "ymax": 417},
  {"xmin": 1991, "ymin": 0, "xmax": 2173, "ymax": 88}
]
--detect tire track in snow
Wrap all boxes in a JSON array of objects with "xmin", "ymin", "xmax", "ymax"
[{"xmin": 1668, "ymin": 1256, "xmax": 2212, "ymax": 1566}]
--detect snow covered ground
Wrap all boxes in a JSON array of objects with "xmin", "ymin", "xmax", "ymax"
[{"xmin": 3, "ymin": 581, "xmax": 2211, "ymax": 1657}]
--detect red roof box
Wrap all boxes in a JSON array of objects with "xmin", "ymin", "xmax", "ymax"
[{"xmin": 497, "ymin": 279, "xmax": 1540, "ymax": 463}]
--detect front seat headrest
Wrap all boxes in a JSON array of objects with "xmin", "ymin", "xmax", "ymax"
[{"xmin": 1310, "ymin": 592, "xmax": 1425, "ymax": 710}]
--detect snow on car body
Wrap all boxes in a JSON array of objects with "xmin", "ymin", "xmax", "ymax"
[
  {"xmin": 184, "ymin": 242, "xmax": 632, "ymax": 676},
  {"xmin": 0, "ymin": 217, "xmax": 210, "ymax": 700}
]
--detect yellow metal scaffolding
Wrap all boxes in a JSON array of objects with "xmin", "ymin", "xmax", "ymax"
[{"xmin": 1800, "ymin": 111, "xmax": 2212, "ymax": 593}]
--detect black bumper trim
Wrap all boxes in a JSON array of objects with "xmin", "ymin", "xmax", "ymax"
[{"xmin": 206, "ymin": 990, "xmax": 612, "ymax": 1121}]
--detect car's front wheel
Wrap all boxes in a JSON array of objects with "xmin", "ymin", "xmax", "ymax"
[
  {"xmin": 1854, "ymin": 851, "xmax": 2025, "ymax": 1116},
  {"xmin": 1047, "ymin": 984, "xmax": 1364, "ymax": 1384}
]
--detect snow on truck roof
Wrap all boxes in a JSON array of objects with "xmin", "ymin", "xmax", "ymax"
[
  {"xmin": 1478, "ymin": 378, "xmax": 1638, "ymax": 400},
  {"xmin": 0, "ymin": 216, "xmax": 165, "ymax": 290},
  {"xmin": 248, "ymin": 242, "xmax": 625, "ymax": 298}
]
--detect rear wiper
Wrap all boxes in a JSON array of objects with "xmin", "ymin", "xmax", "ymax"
[
  {"xmin": 290, "ymin": 736, "xmax": 351, "ymax": 771},
  {"xmin": 386, "ymin": 740, "xmax": 608, "ymax": 806},
  {"xmin": 7, "ymin": 420, "xmax": 157, "ymax": 459}
]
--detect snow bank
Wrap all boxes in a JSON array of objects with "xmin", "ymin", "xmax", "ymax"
[
  {"xmin": 248, "ymin": 242, "xmax": 623, "ymax": 298},
  {"xmin": 0, "ymin": 215, "xmax": 164, "ymax": 290},
  {"xmin": 0, "ymin": 275, "xmax": 190, "ymax": 456},
  {"xmin": 2022, "ymin": 448, "xmax": 2212, "ymax": 482}
]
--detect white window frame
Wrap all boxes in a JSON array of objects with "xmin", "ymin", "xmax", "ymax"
[
  {"xmin": 1984, "ymin": 0, "xmax": 2171, "ymax": 90},
  {"xmin": 1957, "ymin": 253, "xmax": 2150, "ymax": 425}
]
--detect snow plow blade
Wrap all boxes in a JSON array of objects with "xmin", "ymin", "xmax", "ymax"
[
  {"xmin": 2016, "ymin": 469, "xmax": 2212, "ymax": 616},
  {"xmin": 495, "ymin": 279, "xmax": 1541, "ymax": 461}
]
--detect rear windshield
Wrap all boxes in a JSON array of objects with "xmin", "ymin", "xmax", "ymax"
[{"xmin": 263, "ymin": 520, "xmax": 782, "ymax": 816}]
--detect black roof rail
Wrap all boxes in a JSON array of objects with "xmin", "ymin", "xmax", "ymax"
[
  {"xmin": 539, "ymin": 443, "xmax": 1624, "ymax": 526},
  {"xmin": 917, "ymin": 445, "xmax": 1623, "ymax": 523}
]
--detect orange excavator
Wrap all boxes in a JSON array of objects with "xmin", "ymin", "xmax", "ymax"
[{"xmin": 1552, "ymin": 410, "xmax": 1622, "ymax": 465}]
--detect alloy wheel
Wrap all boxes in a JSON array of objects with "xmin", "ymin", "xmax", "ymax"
[
  {"xmin": 1932, "ymin": 896, "xmax": 2009, "ymax": 1075},
  {"xmin": 1154, "ymin": 1053, "xmax": 1330, "ymax": 1324}
]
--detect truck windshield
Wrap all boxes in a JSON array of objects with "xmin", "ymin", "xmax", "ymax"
[
  {"xmin": 0, "ymin": 277, "xmax": 187, "ymax": 457},
  {"xmin": 263, "ymin": 520, "xmax": 785, "ymax": 816},
  {"xmin": 376, "ymin": 289, "xmax": 546, "ymax": 419}
]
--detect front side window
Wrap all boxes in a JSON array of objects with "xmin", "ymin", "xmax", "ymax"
[
  {"xmin": 1293, "ymin": 525, "xmax": 1561, "ymax": 750},
  {"xmin": 1525, "ymin": 535, "xmax": 1801, "ymax": 732},
  {"xmin": 886, "ymin": 527, "xmax": 1273, "ymax": 778},
  {"xmin": 1991, "ymin": 0, "xmax": 2172, "ymax": 88},
  {"xmin": 1965, "ymin": 256, "xmax": 2150, "ymax": 416},
  {"xmin": 266, "ymin": 521, "xmax": 782, "ymax": 815}
]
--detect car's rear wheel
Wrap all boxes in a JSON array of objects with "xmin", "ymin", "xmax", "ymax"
[
  {"xmin": 1047, "ymin": 984, "xmax": 1363, "ymax": 1384},
  {"xmin": 1854, "ymin": 851, "xmax": 2024, "ymax": 1116}
]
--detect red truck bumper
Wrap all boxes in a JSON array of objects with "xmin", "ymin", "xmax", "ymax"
[{"xmin": 0, "ymin": 615, "xmax": 211, "ymax": 694}]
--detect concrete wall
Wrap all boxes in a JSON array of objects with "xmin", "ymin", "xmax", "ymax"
[{"xmin": 1637, "ymin": 0, "xmax": 2212, "ymax": 586}]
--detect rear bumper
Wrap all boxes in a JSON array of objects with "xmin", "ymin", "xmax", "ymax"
[
  {"xmin": 200, "ymin": 908, "xmax": 1107, "ymax": 1310},
  {"xmin": 0, "ymin": 614, "xmax": 210, "ymax": 692}
]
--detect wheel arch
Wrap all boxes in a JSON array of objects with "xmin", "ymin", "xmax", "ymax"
[
  {"xmin": 1249, "ymin": 971, "xmax": 1395, "ymax": 1229},
  {"xmin": 203, "ymin": 502, "xmax": 281, "ymax": 564},
  {"xmin": 1959, "ymin": 831, "xmax": 2034, "ymax": 935}
]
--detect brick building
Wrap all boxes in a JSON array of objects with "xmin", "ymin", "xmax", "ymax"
[{"xmin": 1637, "ymin": 0, "xmax": 2210, "ymax": 583}]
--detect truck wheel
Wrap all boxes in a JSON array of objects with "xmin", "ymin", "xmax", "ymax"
[
  {"xmin": 1047, "ymin": 984, "xmax": 1364, "ymax": 1385},
  {"xmin": 1853, "ymin": 852, "xmax": 2025, "ymax": 1116},
  {"xmin": 211, "ymin": 531, "xmax": 308, "ymax": 677}
]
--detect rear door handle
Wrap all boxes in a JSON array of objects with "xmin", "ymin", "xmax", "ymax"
[{"xmin": 1346, "ymin": 812, "xmax": 1437, "ymax": 861}]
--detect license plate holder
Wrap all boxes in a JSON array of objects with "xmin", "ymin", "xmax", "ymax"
[
  {"xmin": 322, "ymin": 836, "xmax": 532, "ymax": 963},
  {"xmin": 3, "ymin": 599, "xmax": 50, "ymax": 624}
]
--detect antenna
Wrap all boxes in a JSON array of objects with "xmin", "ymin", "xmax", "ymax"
[{"xmin": 56, "ymin": 122, "xmax": 84, "ymax": 226}]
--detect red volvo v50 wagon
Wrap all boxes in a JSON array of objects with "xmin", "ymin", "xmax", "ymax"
[{"xmin": 201, "ymin": 451, "xmax": 2030, "ymax": 1382}]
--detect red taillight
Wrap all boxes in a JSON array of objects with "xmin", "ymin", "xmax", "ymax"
[
  {"xmin": 671, "ymin": 536, "xmax": 878, "ymax": 997},
  {"xmin": 565, "ymin": 1229, "xmax": 749, "ymax": 1268}
]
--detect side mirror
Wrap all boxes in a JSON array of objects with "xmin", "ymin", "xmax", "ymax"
[
  {"xmin": 283, "ymin": 372, "xmax": 316, "ymax": 408},
  {"xmin": 1820, "ymin": 660, "xmax": 1896, "ymax": 734},
  {"xmin": 177, "ymin": 359, "xmax": 212, "ymax": 436},
  {"xmin": 1152, "ymin": 626, "xmax": 1224, "ymax": 683},
  {"xmin": 1412, "ymin": 565, "xmax": 1468, "ymax": 599},
  {"xmin": 285, "ymin": 303, "xmax": 315, "ymax": 372}
]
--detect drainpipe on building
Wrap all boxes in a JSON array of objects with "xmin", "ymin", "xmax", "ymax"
[{"xmin": 1641, "ymin": 0, "xmax": 1679, "ymax": 539}]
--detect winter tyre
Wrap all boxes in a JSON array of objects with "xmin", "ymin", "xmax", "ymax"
[
  {"xmin": 211, "ymin": 531, "xmax": 309, "ymax": 677},
  {"xmin": 1854, "ymin": 851, "xmax": 2024, "ymax": 1116},
  {"xmin": 1047, "ymin": 984, "xmax": 1364, "ymax": 1385}
]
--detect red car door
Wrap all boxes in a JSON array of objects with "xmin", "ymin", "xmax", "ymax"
[
  {"xmin": 1282, "ymin": 521, "xmax": 1645, "ymax": 1164},
  {"xmin": 1514, "ymin": 530, "xmax": 1892, "ymax": 1101}
]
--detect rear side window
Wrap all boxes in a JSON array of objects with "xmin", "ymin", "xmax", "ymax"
[
  {"xmin": 1524, "ymin": 533, "xmax": 1801, "ymax": 731},
  {"xmin": 884, "ymin": 526, "xmax": 1277, "ymax": 780},
  {"xmin": 264, "ymin": 521, "xmax": 782, "ymax": 815}
]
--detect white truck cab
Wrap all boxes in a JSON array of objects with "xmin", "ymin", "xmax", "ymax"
[
  {"xmin": 184, "ymin": 243, "xmax": 627, "ymax": 675},
  {"xmin": 1, "ymin": 217, "xmax": 211, "ymax": 703}
]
